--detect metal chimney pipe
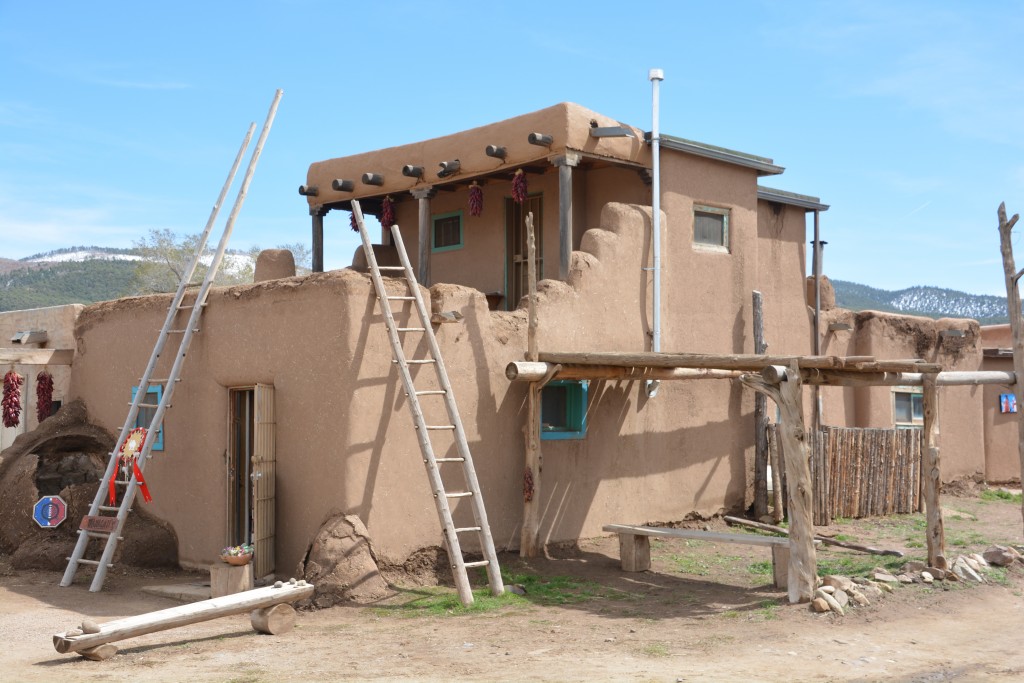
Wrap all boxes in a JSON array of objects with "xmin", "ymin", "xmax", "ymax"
[{"xmin": 646, "ymin": 67, "xmax": 664, "ymax": 399}]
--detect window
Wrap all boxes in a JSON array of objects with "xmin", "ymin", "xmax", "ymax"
[
  {"xmin": 432, "ymin": 210, "xmax": 463, "ymax": 252},
  {"xmin": 693, "ymin": 205, "xmax": 730, "ymax": 250},
  {"xmin": 893, "ymin": 388, "xmax": 923, "ymax": 429},
  {"xmin": 132, "ymin": 385, "xmax": 164, "ymax": 450},
  {"xmin": 540, "ymin": 380, "xmax": 588, "ymax": 440}
]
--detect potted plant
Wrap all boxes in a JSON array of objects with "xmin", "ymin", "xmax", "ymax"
[{"xmin": 220, "ymin": 543, "xmax": 254, "ymax": 566}]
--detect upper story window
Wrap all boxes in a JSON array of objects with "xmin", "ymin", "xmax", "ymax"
[
  {"xmin": 893, "ymin": 387, "xmax": 923, "ymax": 429},
  {"xmin": 693, "ymin": 205, "xmax": 730, "ymax": 251},
  {"xmin": 432, "ymin": 211, "xmax": 463, "ymax": 252}
]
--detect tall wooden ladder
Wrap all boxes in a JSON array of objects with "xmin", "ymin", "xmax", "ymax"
[
  {"xmin": 352, "ymin": 200, "xmax": 504, "ymax": 606},
  {"xmin": 61, "ymin": 91, "xmax": 282, "ymax": 592}
]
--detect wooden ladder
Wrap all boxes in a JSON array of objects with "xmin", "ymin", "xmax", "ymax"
[
  {"xmin": 60, "ymin": 91, "xmax": 282, "ymax": 591},
  {"xmin": 352, "ymin": 200, "xmax": 504, "ymax": 606}
]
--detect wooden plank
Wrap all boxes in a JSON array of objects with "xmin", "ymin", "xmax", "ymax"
[
  {"xmin": 753, "ymin": 290, "xmax": 769, "ymax": 520},
  {"xmin": 53, "ymin": 582, "xmax": 314, "ymax": 654},
  {"xmin": 538, "ymin": 351, "xmax": 940, "ymax": 374},
  {"xmin": 602, "ymin": 524, "xmax": 789, "ymax": 547},
  {"xmin": 526, "ymin": 213, "xmax": 538, "ymax": 363},
  {"xmin": 618, "ymin": 533, "xmax": 651, "ymax": 572},
  {"xmin": 0, "ymin": 348, "xmax": 74, "ymax": 366},
  {"xmin": 505, "ymin": 361, "xmax": 742, "ymax": 382},
  {"xmin": 723, "ymin": 516, "xmax": 901, "ymax": 556},
  {"xmin": 80, "ymin": 516, "xmax": 118, "ymax": 533}
]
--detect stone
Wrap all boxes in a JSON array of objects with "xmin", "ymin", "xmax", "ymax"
[
  {"xmin": 65, "ymin": 628, "xmax": 83, "ymax": 637},
  {"xmin": 951, "ymin": 556, "xmax": 984, "ymax": 583},
  {"xmin": 815, "ymin": 589, "xmax": 844, "ymax": 616},
  {"xmin": 872, "ymin": 572, "xmax": 898, "ymax": 584},
  {"xmin": 848, "ymin": 588, "xmax": 870, "ymax": 607},
  {"xmin": 297, "ymin": 513, "xmax": 390, "ymax": 607},
  {"xmin": 964, "ymin": 557, "xmax": 982, "ymax": 573},
  {"xmin": 833, "ymin": 589, "xmax": 850, "ymax": 608},
  {"xmin": 852, "ymin": 577, "xmax": 872, "ymax": 586},
  {"xmin": 822, "ymin": 575, "xmax": 853, "ymax": 592},
  {"xmin": 811, "ymin": 597, "xmax": 830, "ymax": 613},
  {"xmin": 818, "ymin": 585, "xmax": 836, "ymax": 595},
  {"xmin": 983, "ymin": 546, "xmax": 1017, "ymax": 567},
  {"xmin": 860, "ymin": 584, "xmax": 884, "ymax": 600},
  {"xmin": 921, "ymin": 571, "xmax": 934, "ymax": 584},
  {"xmin": 970, "ymin": 553, "xmax": 989, "ymax": 567},
  {"xmin": 925, "ymin": 567, "xmax": 947, "ymax": 580},
  {"xmin": 902, "ymin": 560, "xmax": 926, "ymax": 573},
  {"xmin": 81, "ymin": 619, "xmax": 100, "ymax": 634},
  {"xmin": 253, "ymin": 249, "xmax": 297, "ymax": 282},
  {"xmin": 876, "ymin": 581, "xmax": 895, "ymax": 593},
  {"xmin": 506, "ymin": 584, "xmax": 527, "ymax": 596},
  {"xmin": 897, "ymin": 574, "xmax": 914, "ymax": 584}
]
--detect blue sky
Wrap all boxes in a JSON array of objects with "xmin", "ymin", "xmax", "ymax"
[{"xmin": 1, "ymin": 1, "xmax": 1021, "ymax": 295}]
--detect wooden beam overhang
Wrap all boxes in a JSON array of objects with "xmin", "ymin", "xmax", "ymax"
[{"xmin": 0, "ymin": 348, "xmax": 74, "ymax": 365}]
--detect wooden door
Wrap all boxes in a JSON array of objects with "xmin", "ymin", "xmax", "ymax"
[
  {"xmin": 251, "ymin": 383, "xmax": 276, "ymax": 580},
  {"xmin": 505, "ymin": 195, "xmax": 543, "ymax": 310}
]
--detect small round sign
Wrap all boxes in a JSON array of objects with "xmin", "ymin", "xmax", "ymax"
[{"xmin": 33, "ymin": 495, "xmax": 67, "ymax": 528}]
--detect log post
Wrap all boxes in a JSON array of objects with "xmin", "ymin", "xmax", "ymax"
[
  {"xmin": 921, "ymin": 373, "xmax": 946, "ymax": 568},
  {"xmin": 410, "ymin": 187, "xmax": 436, "ymax": 286},
  {"xmin": 741, "ymin": 362, "xmax": 816, "ymax": 603},
  {"xmin": 521, "ymin": 212, "xmax": 542, "ymax": 557},
  {"xmin": 753, "ymin": 290, "xmax": 769, "ymax": 520},
  {"xmin": 552, "ymin": 154, "xmax": 580, "ymax": 280},
  {"xmin": 310, "ymin": 205, "xmax": 327, "ymax": 273},
  {"xmin": 997, "ymin": 202, "xmax": 1024, "ymax": 534}
]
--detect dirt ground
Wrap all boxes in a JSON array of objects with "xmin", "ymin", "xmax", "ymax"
[{"xmin": 4, "ymin": 488, "xmax": 1024, "ymax": 683}]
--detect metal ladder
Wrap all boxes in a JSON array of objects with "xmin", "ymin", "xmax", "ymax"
[
  {"xmin": 352, "ymin": 200, "xmax": 504, "ymax": 606},
  {"xmin": 61, "ymin": 91, "xmax": 282, "ymax": 591}
]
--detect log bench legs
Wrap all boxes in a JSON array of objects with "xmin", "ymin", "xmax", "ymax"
[{"xmin": 614, "ymin": 531, "xmax": 790, "ymax": 591}]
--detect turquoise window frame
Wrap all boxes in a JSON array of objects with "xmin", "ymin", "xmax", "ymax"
[
  {"xmin": 131, "ymin": 385, "xmax": 164, "ymax": 451},
  {"xmin": 540, "ymin": 380, "xmax": 588, "ymax": 441},
  {"xmin": 432, "ymin": 210, "xmax": 464, "ymax": 253}
]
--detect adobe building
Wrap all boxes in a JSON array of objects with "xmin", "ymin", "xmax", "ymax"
[{"xmin": 8, "ymin": 102, "xmax": 1009, "ymax": 581}]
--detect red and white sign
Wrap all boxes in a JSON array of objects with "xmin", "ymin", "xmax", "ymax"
[{"xmin": 32, "ymin": 496, "xmax": 67, "ymax": 528}]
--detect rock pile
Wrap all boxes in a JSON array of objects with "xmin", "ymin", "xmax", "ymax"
[{"xmin": 810, "ymin": 545, "xmax": 1023, "ymax": 616}]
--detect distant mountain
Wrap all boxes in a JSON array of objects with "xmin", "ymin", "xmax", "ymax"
[{"xmin": 832, "ymin": 280, "xmax": 1009, "ymax": 325}]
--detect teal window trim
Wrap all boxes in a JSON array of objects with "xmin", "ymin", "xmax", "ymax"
[
  {"xmin": 540, "ymin": 380, "xmax": 588, "ymax": 441},
  {"xmin": 132, "ymin": 385, "xmax": 164, "ymax": 450},
  {"xmin": 432, "ymin": 210, "xmax": 464, "ymax": 253}
]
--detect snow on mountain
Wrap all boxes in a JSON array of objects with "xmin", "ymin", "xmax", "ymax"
[
  {"xmin": 832, "ymin": 280, "xmax": 1009, "ymax": 324},
  {"xmin": 25, "ymin": 250, "xmax": 144, "ymax": 263}
]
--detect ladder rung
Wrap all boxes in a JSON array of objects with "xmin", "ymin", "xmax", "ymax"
[
  {"xmin": 377, "ymin": 266, "xmax": 406, "ymax": 271},
  {"xmin": 98, "ymin": 505, "xmax": 122, "ymax": 512},
  {"xmin": 77, "ymin": 530, "xmax": 122, "ymax": 540},
  {"xmin": 415, "ymin": 390, "xmax": 446, "ymax": 395},
  {"xmin": 113, "ymin": 480, "xmax": 129, "ymax": 487},
  {"xmin": 454, "ymin": 527, "xmax": 482, "ymax": 533},
  {"xmin": 425, "ymin": 425, "xmax": 456, "ymax": 430},
  {"xmin": 131, "ymin": 402, "xmax": 165, "ymax": 408},
  {"xmin": 140, "ymin": 378, "xmax": 178, "ymax": 384},
  {"xmin": 444, "ymin": 491, "xmax": 473, "ymax": 498},
  {"xmin": 386, "ymin": 296, "xmax": 416, "ymax": 301},
  {"xmin": 73, "ymin": 558, "xmax": 113, "ymax": 568},
  {"xmin": 463, "ymin": 560, "xmax": 490, "ymax": 568},
  {"xmin": 165, "ymin": 328, "xmax": 199, "ymax": 334},
  {"xmin": 398, "ymin": 360, "xmax": 436, "ymax": 365},
  {"xmin": 176, "ymin": 302, "xmax": 207, "ymax": 310},
  {"xmin": 396, "ymin": 327, "xmax": 426, "ymax": 332},
  {"xmin": 433, "ymin": 458, "xmax": 465, "ymax": 463}
]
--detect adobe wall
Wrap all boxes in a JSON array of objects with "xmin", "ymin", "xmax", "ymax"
[
  {"xmin": 0, "ymin": 305, "xmax": 82, "ymax": 450},
  {"xmin": 69, "ymin": 203, "xmax": 753, "ymax": 573},
  {"xmin": 981, "ymin": 354, "xmax": 1019, "ymax": 482}
]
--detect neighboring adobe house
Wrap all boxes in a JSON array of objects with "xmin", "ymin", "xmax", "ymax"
[
  {"xmin": 0, "ymin": 304, "xmax": 80, "ymax": 450},
  {"xmin": 62, "ymin": 102, "xmax": 833, "ymax": 575},
  {"xmin": 980, "ymin": 324, "xmax": 1018, "ymax": 482}
]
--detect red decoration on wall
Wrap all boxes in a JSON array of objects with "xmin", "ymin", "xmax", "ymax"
[
  {"xmin": 350, "ymin": 211, "xmax": 359, "ymax": 232},
  {"xmin": 468, "ymin": 182, "xmax": 483, "ymax": 217},
  {"xmin": 381, "ymin": 195, "xmax": 395, "ymax": 230},
  {"xmin": 110, "ymin": 427, "xmax": 152, "ymax": 505},
  {"xmin": 2, "ymin": 370, "xmax": 23, "ymax": 428},
  {"xmin": 512, "ymin": 169, "xmax": 528, "ymax": 204},
  {"xmin": 36, "ymin": 371, "xmax": 53, "ymax": 424}
]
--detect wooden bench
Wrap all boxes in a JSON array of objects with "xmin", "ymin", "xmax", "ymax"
[{"xmin": 604, "ymin": 524, "xmax": 805, "ymax": 590}]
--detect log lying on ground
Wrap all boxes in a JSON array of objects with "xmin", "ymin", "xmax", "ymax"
[
  {"xmin": 54, "ymin": 582, "xmax": 314, "ymax": 657},
  {"xmin": 724, "ymin": 516, "xmax": 904, "ymax": 557}
]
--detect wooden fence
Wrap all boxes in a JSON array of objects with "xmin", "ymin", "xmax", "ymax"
[{"xmin": 768, "ymin": 425, "xmax": 922, "ymax": 525}]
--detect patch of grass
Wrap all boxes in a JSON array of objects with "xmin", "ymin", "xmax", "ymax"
[
  {"xmin": 833, "ymin": 534, "xmax": 858, "ymax": 543},
  {"xmin": 667, "ymin": 552, "xmax": 742, "ymax": 577},
  {"xmin": 906, "ymin": 539, "xmax": 925, "ymax": 549},
  {"xmin": 986, "ymin": 566, "xmax": 1010, "ymax": 586},
  {"xmin": 504, "ymin": 571, "xmax": 636, "ymax": 605},
  {"xmin": 720, "ymin": 610, "xmax": 740, "ymax": 619},
  {"xmin": 640, "ymin": 642, "xmax": 670, "ymax": 657},
  {"xmin": 981, "ymin": 489, "xmax": 1023, "ymax": 505},
  {"xmin": 758, "ymin": 599, "xmax": 781, "ymax": 621},
  {"xmin": 373, "ymin": 585, "xmax": 523, "ymax": 617},
  {"xmin": 815, "ymin": 552, "xmax": 909, "ymax": 578},
  {"xmin": 747, "ymin": 560, "xmax": 773, "ymax": 577},
  {"xmin": 948, "ymin": 531, "xmax": 990, "ymax": 548}
]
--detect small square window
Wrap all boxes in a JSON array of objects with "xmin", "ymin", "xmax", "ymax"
[
  {"xmin": 132, "ymin": 385, "xmax": 164, "ymax": 450},
  {"xmin": 893, "ymin": 388, "xmax": 923, "ymax": 429},
  {"xmin": 432, "ymin": 211, "xmax": 463, "ymax": 252},
  {"xmin": 541, "ymin": 380, "xmax": 588, "ymax": 440},
  {"xmin": 694, "ymin": 205, "xmax": 730, "ymax": 249}
]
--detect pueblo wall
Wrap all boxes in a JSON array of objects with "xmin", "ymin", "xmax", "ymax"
[{"xmin": 69, "ymin": 201, "xmax": 759, "ymax": 571}]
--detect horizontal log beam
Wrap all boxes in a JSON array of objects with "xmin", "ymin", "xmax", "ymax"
[
  {"xmin": 506, "ymin": 361, "xmax": 742, "ymax": 382},
  {"xmin": 538, "ymin": 351, "xmax": 940, "ymax": 374},
  {"xmin": 791, "ymin": 369, "xmax": 1016, "ymax": 387},
  {"xmin": 0, "ymin": 348, "xmax": 74, "ymax": 366},
  {"xmin": 54, "ymin": 582, "xmax": 313, "ymax": 654}
]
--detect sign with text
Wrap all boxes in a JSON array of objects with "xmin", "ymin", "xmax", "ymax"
[
  {"xmin": 80, "ymin": 516, "xmax": 119, "ymax": 533},
  {"xmin": 32, "ymin": 496, "xmax": 67, "ymax": 528}
]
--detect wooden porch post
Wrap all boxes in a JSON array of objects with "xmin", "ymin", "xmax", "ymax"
[
  {"xmin": 741, "ymin": 362, "xmax": 817, "ymax": 603},
  {"xmin": 552, "ymin": 153, "xmax": 580, "ymax": 280},
  {"xmin": 921, "ymin": 373, "xmax": 946, "ymax": 568},
  {"xmin": 411, "ymin": 187, "xmax": 436, "ymax": 286},
  {"xmin": 753, "ymin": 290, "xmax": 769, "ymax": 520},
  {"xmin": 996, "ymin": 202, "xmax": 1024, "ymax": 533},
  {"xmin": 521, "ymin": 213, "xmax": 543, "ymax": 557},
  {"xmin": 310, "ymin": 206, "xmax": 327, "ymax": 273}
]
